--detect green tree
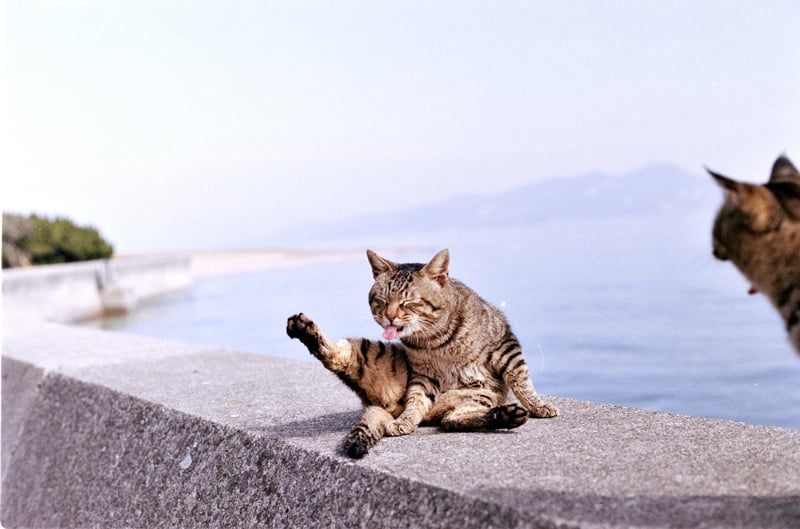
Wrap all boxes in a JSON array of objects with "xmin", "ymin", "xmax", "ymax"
[{"xmin": 2, "ymin": 213, "xmax": 114, "ymax": 268}]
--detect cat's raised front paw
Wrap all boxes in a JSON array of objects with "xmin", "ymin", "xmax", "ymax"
[
  {"xmin": 286, "ymin": 313, "xmax": 326, "ymax": 358},
  {"xmin": 385, "ymin": 419, "xmax": 417, "ymax": 437},
  {"xmin": 286, "ymin": 313, "xmax": 316, "ymax": 340}
]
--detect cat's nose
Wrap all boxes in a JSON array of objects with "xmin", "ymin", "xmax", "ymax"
[
  {"xmin": 386, "ymin": 304, "xmax": 400, "ymax": 322},
  {"xmin": 712, "ymin": 240, "xmax": 728, "ymax": 261}
]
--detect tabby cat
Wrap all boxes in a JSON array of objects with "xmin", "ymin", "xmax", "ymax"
[
  {"xmin": 709, "ymin": 155, "xmax": 800, "ymax": 354},
  {"xmin": 286, "ymin": 249, "xmax": 557, "ymax": 458}
]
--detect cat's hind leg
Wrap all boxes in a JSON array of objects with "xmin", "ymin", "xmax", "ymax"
[
  {"xmin": 428, "ymin": 389, "xmax": 528, "ymax": 431},
  {"xmin": 504, "ymin": 366, "xmax": 558, "ymax": 419},
  {"xmin": 344, "ymin": 405, "xmax": 394, "ymax": 458},
  {"xmin": 490, "ymin": 336, "xmax": 558, "ymax": 418},
  {"xmin": 440, "ymin": 403, "xmax": 529, "ymax": 432}
]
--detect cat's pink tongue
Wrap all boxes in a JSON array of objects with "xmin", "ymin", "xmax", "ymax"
[
  {"xmin": 748, "ymin": 286, "xmax": 758, "ymax": 295},
  {"xmin": 383, "ymin": 325, "xmax": 398, "ymax": 340}
]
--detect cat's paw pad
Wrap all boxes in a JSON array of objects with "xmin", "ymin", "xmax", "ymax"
[
  {"xmin": 286, "ymin": 313, "xmax": 317, "ymax": 340},
  {"xmin": 529, "ymin": 403, "xmax": 558, "ymax": 419},
  {"xmin": 344, "ymin": 437, "xmax": 368, "ymax": 459},
  {"xmin": 385, "ymin": 419, "xmax": 417, "ymax": 437},
  {"xmin": 489, "ymin": 403, "xmax": 529, "ymax": 430},
  {"xmin": 287, "ymin": 313, "xmax": 326, "ymax": 357},
  {"xmin": 344, "ymin": 423, "xmax": 380, "ymax": 459}
]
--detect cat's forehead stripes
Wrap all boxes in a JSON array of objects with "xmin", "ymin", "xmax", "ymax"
[{"xmin": 385, "ymin": 263, "xmax": 423, "ymax": 292}]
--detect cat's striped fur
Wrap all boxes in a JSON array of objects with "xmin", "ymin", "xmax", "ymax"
[
  {"xmin": 286, "ymin": 312, "xmax": 409, "ymax": 457},
  {"xmin": 709, "ymin": 155, "xmax": 800, "ymax": 354},
  {"xmin": 287, "ymin": 249, "xmax": 557, "ymax": 458}
]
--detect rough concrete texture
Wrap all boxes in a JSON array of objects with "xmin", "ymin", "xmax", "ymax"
[{"xmin": 3, "ymin": 322, "xmax": 800, "ymax": 528}]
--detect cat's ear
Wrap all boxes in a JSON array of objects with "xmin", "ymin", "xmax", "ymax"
[
  {"xmin": 421, "ymin": 249, "xmax": 449, "ymax": 286},
  {"xmin": 766, "ymin": 181, "xmax": 800, "ymax": 220},
  {"xmin": 770, "ymin": 155, "xmax": 800, "ymax": 184},
  {"xmin": 708, "ymin": 168, "xmax": 747, "ymax": 206},
  {"xmin": 709, "ymin": 168, "xmax": 783, "ymax": 231},
  {"xmin": 366, "ymin": 249, "xmax": 396, "ymax": 279}
]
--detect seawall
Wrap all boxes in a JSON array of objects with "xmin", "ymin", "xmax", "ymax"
[
  {"xmin": 3, "ymin": 318, "xmax": 800, "ymax": 528},
  {"xmin": 3, "ymin": 255, "xmax": 800, "ymax": 528},
  {"xmin": 2, "ymin": 254, "xmax": 192, "ymax": 323}
]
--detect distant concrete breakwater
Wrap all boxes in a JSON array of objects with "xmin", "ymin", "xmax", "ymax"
[
  {"xmin": 1, "ymin": 249, "xmax": 365, "ymax": 323},
  {"xmin": 2, "ymin": 253, "xmax": 800, "ymax": 528},
  {"xmin": 2, "ymin": 254, "xmax": 193, "ymax": 323}
]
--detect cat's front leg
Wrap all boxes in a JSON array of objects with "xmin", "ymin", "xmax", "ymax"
[
  {"xmin": 344, "ymin": 405, "xmax": 394, "ymax": 458},
  {"xmin": 286, "ymin": 313, "xmax": 356, "ymax": 372},
  {"xmin": 385, "ymin": 374, "xmax": 438, "ymax": 436}
]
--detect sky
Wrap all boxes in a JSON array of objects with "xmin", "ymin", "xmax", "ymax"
[{"xmin": 2, "ymin": 1, "xmax": 799, "ymax": 253}]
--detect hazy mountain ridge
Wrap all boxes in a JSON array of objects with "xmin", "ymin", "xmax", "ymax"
[
  {"xmin": 456, "ymin": 162, "xmax": 715, "ymax": 224},
  {"xmin": 297, "ymin": 162, "xmax": 720, "ymax": 242}
]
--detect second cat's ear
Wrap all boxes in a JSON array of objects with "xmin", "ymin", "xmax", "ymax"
[
  {"xmin": 422, "ymin": 249, "xmax": 450, "ymax": 286},
  {"xmin": 770, "ymin": 155, "xmax": 800, "ymax": 184},
  {"xmin": 708, "ymin": 168, "xmax": 783, "ymax": 231},
  {"xmin": 708, "ymin": 168, "xmax": 746, "ymax": 205},
  {"xmin": 367, "ymin": 249, "xmax": 396, "ymax": 279}
]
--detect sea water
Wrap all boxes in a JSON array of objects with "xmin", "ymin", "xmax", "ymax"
[{"xmin": 88, "ymin": 215, "xmax": 800, "ymax": 429}]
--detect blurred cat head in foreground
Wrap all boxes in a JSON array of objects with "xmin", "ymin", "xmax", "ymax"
[{"xmin": 708, "ymin": 155, "xmax": 800, "ymax": 354}]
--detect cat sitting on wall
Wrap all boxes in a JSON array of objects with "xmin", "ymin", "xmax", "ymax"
[
  {"xmin": 287, "ymin": 249, "xmax": 557, "ymax": 458},
  {"xmin": 708, "ymin": 155, "xmax": 800, "ymax": 354}
]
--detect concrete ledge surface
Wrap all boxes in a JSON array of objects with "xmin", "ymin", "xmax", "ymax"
[{"xmin": 2, "ymin": 322, "xmax": 800, "ymax": 528}]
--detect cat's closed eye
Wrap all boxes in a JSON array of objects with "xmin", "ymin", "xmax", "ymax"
[{"xmin": 371, "ymin": 297, "xmax": 387, "ymax": 310}]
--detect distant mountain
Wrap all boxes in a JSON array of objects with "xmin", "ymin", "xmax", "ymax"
[{"xmin": 289, "ymin": 163, "xmax": 719, "ymax": 243}]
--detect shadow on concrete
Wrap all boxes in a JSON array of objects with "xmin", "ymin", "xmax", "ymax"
[
  {"xmin": 267, "ymin": 410, "xmax": 360, "ymax": 438},
  {"xmin": 476, "ymin": 487, "xmax": 800, "ymax": 528},
  {"xmin": 267, "ymin": 410, "xmax": 528, "ymax": 441}
]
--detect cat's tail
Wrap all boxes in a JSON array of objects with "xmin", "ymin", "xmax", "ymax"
[{"xmin": 344, "ymin": 406, "xmax": 394, "ymax": 459}]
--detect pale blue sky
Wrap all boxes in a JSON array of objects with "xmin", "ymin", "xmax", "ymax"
[{"xmin": 3, "ymin": 1, "xmax": 799, "ymax": 253}]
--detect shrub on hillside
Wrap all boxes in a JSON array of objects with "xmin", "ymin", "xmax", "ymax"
[{"xmin": 2, "ymin": 213, "xmax": 114, "ymax": 268}]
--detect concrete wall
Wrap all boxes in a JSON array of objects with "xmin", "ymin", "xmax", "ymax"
[
  {"xmin": 2, "ymin": 255, "xmax": 191, "ymax": 322},
  {"xmin": 3, "ymin": 321, "xmax": 800, "ymax": 529}
]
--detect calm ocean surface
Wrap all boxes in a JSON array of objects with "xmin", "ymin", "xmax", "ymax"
[{"xmin": 87, "ymin": 215, "xmax": 800, "ymax": 429}]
